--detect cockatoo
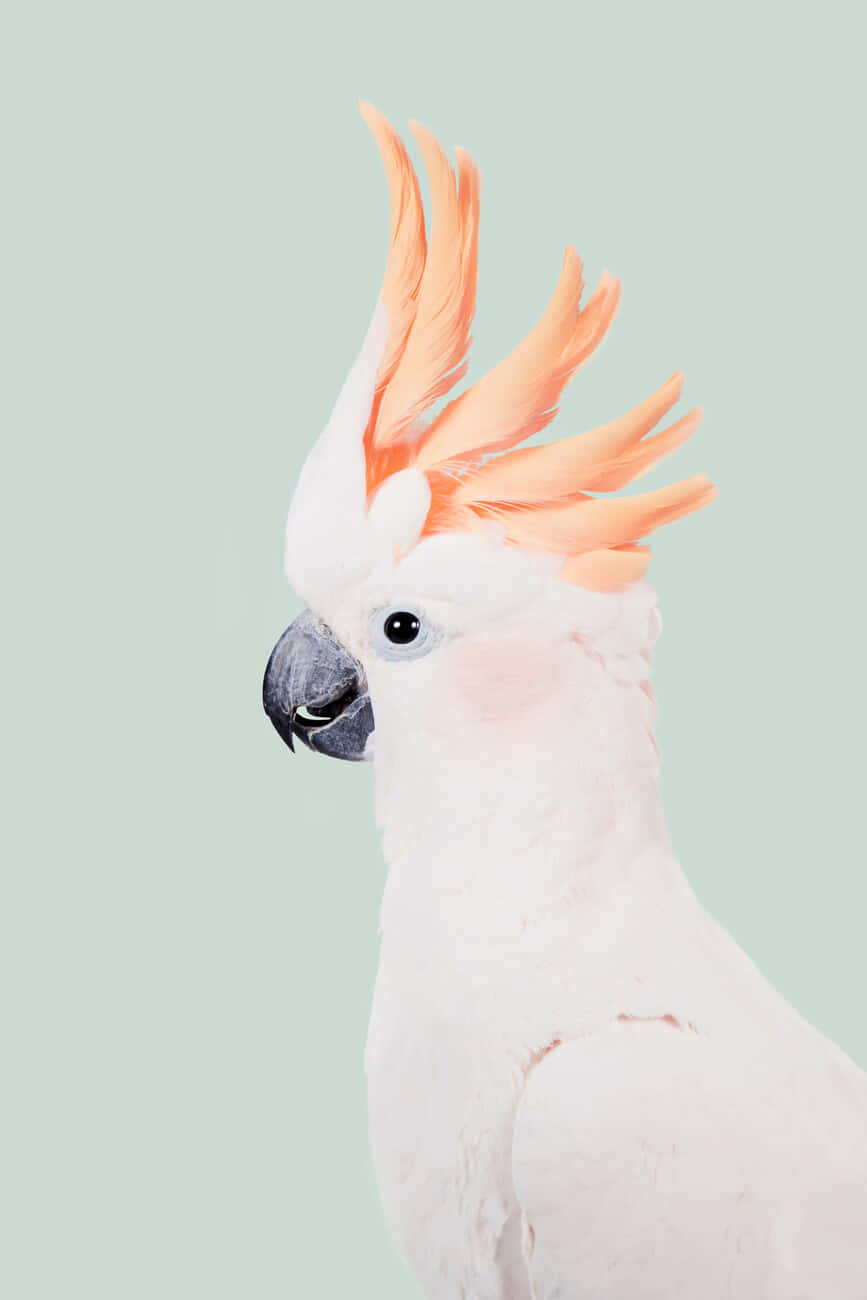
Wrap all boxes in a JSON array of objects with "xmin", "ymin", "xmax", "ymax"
[{"xmin": 263, "ymin": 105, "xmax": 867, "ymax": 1299}]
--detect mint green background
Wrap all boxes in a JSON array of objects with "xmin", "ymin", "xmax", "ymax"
[{"xmin": 4, "ymin": 2, "xmax": 865, "ymax": 1296}]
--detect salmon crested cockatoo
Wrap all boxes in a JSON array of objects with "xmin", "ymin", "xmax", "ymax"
[{"xmin": 263, "ymin": 106, "xmax": 867, "ymax": 1299}]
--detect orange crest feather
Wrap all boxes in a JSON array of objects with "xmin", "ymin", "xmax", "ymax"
[{"xmin": 358, "ymin": 105, "xmax": 715, "ymax": 590}]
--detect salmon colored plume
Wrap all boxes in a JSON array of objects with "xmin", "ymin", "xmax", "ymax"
[{"xmin": 359, "ymin": 103, "xmax": 716, "ymax": 592}]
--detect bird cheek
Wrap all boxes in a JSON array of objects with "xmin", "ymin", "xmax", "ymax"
[{"xmin": 445, "ymin": 638, "xmax": 557, "ymax": 725}]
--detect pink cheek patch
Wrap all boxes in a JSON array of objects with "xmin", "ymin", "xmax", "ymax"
[{"xmin": 446, "ymin": 639, "xmax": 560, "ymax": 724}]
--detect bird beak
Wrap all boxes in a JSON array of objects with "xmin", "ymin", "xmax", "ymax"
[{"xmin": 262, "ymin": 609, "xmax": 374, "ymax": 761}]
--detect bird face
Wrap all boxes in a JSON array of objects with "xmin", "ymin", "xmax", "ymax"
[{"xmin": 263, "ymin": 523, "xmax": 619, "ymax": 764}]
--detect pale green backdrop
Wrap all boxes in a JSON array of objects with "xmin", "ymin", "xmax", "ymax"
[{"xmin": 3, "ymin": 1, "xmax": 865, "ymax": 1296}]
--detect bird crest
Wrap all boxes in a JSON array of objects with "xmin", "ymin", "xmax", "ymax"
[{"xmin": 356, "ymin": 102, "xmax": 714, "ymax": 592}]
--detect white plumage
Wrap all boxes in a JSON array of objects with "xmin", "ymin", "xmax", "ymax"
[
  {"xmin": 283, "ymin": 459, "xmax": 867, "ymax": 1294},
  {"xmin": 357, "ymin": 548, "xmax": 867, "ymax": 1299}
]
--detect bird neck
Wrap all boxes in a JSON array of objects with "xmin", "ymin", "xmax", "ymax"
[{"xmin": 372, "ymin": 668, "xmax": 675, "ymax": 947}]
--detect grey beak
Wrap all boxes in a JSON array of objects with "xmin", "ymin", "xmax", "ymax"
[{"xmin": 262, "ymin": 609, "xmax": 374, "ymax": 761}]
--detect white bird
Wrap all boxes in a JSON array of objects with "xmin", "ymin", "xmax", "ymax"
[{"xmin": 263, "ymin": 104, "xmax": 867, "ymax": 1299}]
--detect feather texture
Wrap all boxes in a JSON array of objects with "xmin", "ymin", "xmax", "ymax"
[
  {"xmin": 414, "ymin": 250, "xmax": 620, "ymax": 470},
  {"xmin": 370, "ymin": 122, "xmax": 480, "ymax": 449},
  {"xmin": 355, "ymin": 106, "xmax": 713, "ymax": 590},
  {"xmin": 558, "ymin": 545, "xmax": 651, "ymax": 591},
  {"xmin": 448, "ymin": 375, "xmax": 696, "ymax": 505},
  {"xmin": 471, "ymin": 474, "xmax": 716, "ymax": 553},
  {"xmin": 358, "ymin": 102, "xmax": 427, "ymax": 393}
]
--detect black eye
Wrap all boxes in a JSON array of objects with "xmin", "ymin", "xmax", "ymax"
[{"xmin": 383, "ymin": 611, "xmax": 421, "ymax": 645}]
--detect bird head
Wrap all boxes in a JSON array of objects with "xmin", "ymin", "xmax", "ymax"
[{"xmin": 263, "ymin": 105, "xmax": 714, "ymax": 767}]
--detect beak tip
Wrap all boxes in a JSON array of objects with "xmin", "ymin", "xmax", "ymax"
[{"xmin": 262, "ymin": 676, "xmax": 296, "ymax": 754}]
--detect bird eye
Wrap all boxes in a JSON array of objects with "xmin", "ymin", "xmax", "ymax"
[
  {"xmin": 383, "ymin": 612, "xmax": 420, "ymax": 645},
  {"xmin": 369, "ymin": 606, "xmax": 441, "ymax": 661}
]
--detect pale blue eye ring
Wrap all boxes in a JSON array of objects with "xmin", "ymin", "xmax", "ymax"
[{"xmin": 368, "ymin": 606, "xmax": 442, "ymax": 661}]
